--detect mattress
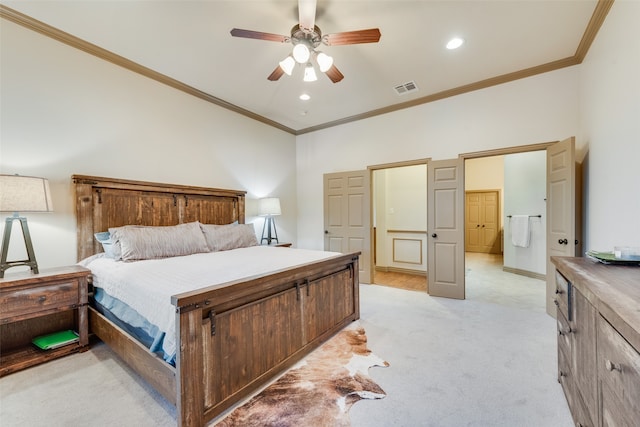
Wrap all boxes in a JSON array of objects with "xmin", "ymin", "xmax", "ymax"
[{"xmin": 79, "ymin": 246, "xmax": 340, "ymax": 364}]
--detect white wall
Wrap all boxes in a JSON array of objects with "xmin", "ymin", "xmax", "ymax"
[
  {"xmin": 503, "ymin": 151, "xmax": 547, "ymax": 275},
  {"xmin": 0, "ymin": 21, "xmax": 297, "ymax": 273},
  {"xmin": 297, "ymin": 68, "xmax": 580, "ymax": 250},
  {"xmin": 578, "ymin": 0, "xmax": 640, "ymax": 252}
]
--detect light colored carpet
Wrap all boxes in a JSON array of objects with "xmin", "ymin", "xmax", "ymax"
[
  {"xmin": 0, "ymin": 253, "xmax": 573, "ymax": 427},
  {"xmin": 351, "ymin": 253, "xmax": 573, "ymax": 427}
]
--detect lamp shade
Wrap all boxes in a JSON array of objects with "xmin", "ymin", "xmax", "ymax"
[
  {"xmin": 292, "ymin": 43, "xmax": 310, "ymax": 64},
  {"xmin": 258, "ymin": 197, "xmax": 281, "ymax": 216},
  {"xmin": 303, "ymin": 64, "xmax": 318, "ymax": 82},
  {"xmin": 0, "ymin": 174, "xmax": 53, "ymax": 213},
  {"xmin": 279, "ymin": 56, "xmax": 295, "ymax": 75},
  {"xmin": 316, "ymin": 52, "xmax": 333, "ymax": 72}
]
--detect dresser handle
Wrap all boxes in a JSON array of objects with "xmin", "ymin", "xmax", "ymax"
[
  {"xmin": 605, "ymin": 359, "xmax": 622, "ymax": 372},
  {"xmin": 38, "ymin": 295, "xmax": 47, "ymax": 302},
  {"xmin": 558, "ymin": 327, "xmax": 572, "ymax": 336}
]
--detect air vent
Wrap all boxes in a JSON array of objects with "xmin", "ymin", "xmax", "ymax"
[{"xmin": 394, "ymin": 81, "xmax": 418, "ymax": 96}]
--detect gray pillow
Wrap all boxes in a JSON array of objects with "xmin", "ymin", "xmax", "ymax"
[
  {"xmin": 109, "ymin": 222, "xmax": 210, "ymax": 261},
  {"xmin": 200, "ymin": 223, "xmax": 259, "ymax": 252}
]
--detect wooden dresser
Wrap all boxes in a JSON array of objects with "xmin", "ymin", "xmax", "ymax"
[
  {"xmin": 551, "ymin": 256, "xmax": 640, "ymax": 427},
  {"xmin": 0, "ymin": 266, "xmax": 91, "ymax": 376}
]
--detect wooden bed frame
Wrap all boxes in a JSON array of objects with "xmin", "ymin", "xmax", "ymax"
[{"xmin": 72, "ymin": 175, "xmax": 360, "ymax": 427}]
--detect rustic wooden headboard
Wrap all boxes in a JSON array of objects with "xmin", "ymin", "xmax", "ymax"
[{"xmin": 73, "ymin": 175, "xmax": 246, "ymax": 261}]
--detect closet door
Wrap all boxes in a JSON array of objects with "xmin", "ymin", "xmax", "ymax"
[{"xmin": 465, "ymin": 191, "xmax": 500, "ymax": 253}]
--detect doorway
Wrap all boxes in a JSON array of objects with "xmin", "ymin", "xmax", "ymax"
[
  {"xmin": 370, "ymin": 161, "xmax": 428, "ymax": 292},
  {"xmin": 464, "ymin": 150, "xmax": 548, "ymax": 283}
]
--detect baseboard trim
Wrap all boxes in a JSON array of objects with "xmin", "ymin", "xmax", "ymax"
[{"xmin": 502, "ymin": 266, "xmax": 545, "ymax": 281}]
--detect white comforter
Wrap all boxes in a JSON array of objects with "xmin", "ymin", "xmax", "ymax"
[{"xmin": 80, "ymin": 246, "xmax": 341, "ymax": 359}]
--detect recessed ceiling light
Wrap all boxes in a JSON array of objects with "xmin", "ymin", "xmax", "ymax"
[
  {"xmin": 299, "ymin": 93, "xmax": 311, "ymax": 101},
  {"xmin": 446, "ymin": 37, "xmax": 464, "ymax": 50}
]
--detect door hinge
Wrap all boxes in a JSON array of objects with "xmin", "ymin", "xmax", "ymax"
[{"xmin": 209, "ymin": 310, "xmax": 216, "ymax": 336}]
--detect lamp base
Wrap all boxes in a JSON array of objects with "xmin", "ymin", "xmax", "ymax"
[
  {"xmin": 1, "ymin": 215, "xmax": 40, "ymax": 278},
  {"xmin": 260, "ymin": 216, "xmax": 279, "ymax": 245}
]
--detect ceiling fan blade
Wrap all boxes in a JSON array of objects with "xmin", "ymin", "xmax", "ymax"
[
  {"xmin": 324, "ymin": 64, "xmax": 344, "ymax": 83},
  {"xmin": 230, "ymin": 28, "xmax": 288, "ymax": 43},
  {"xmin": 298, "ymin": 0, "xmax": 317, "ymax": 33},
  {"xmin": 324, "ymin": 28, "xmax": 381, "ymax": 46},
  {"xmin": 267, "ymin": 66, "xmax": 285, "ymax": 81}
]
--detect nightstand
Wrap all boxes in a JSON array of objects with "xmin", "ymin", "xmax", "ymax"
[
  {"xmin": 0, "ymin": 266, "xmax": 90, "ymax": 376},
  {"xmin": 265, "ymin": 242, "xmax": 292, "ymax": 247}
]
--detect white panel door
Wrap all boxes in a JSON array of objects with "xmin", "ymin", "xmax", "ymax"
[
  {"xmin": 546, "ymin": 137, "xmax": 576, "ymax": 316},
  {"xmin": 324, "ymin": 170, "xmax": 371, "ymax": 283},
  {"xmin": 427, "ymin": 158, "xmax": 465, "ymax": 299}
]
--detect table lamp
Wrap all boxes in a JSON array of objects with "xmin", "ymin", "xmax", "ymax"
[
  {"xmin": 0, "ymin": 174, "xmax": 53, "ymax": 277},
  {"xmin": 258, "ymin": 197, "xmax": 281, "ymax": 245}
]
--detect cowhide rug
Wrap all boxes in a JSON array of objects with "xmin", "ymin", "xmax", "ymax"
[{"xmin": 215, "ymin": 325, "xmax": 389, "ymax": 427}]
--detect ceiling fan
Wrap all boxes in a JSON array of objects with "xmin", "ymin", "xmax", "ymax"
[{"xmin": 230, "ymin": 0, "xmax": 381, "ymax": 83}]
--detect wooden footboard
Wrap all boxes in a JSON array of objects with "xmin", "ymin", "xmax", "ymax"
[{"xmin": 174, "ymin": 252, "xmax": 360, "ymax": 427}]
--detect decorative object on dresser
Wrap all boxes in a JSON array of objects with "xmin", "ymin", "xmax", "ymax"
[
  {"xmin": 0, "ymin": 174, "xmax": 53, "ymax": 278},
  {"xmin": 551, "ymin": 256, "xmax": 640, "ymax": 427},
  {"xmin": 217, "ymin": 325, "xmax": 388, "ymax": 427},
  {"xmin": 73, "ymin": 175, "xmax": 360, "ymax": 427},
  {"xmin": 258, "ymin": 196, "xmax": 281, "ymax": 245},
  {"xmin": 0, "ymin": 266, "xmax": 90, "ymax": 376}
]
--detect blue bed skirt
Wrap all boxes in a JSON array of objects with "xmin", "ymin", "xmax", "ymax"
[{"xmin": 93, "ymin": 288, "xmax": 175, "ymax": 365}]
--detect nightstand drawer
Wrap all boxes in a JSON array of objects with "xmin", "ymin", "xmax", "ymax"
[{"xmin": 0, "ymin": 281, "xmax": 79, "ymax": 321}]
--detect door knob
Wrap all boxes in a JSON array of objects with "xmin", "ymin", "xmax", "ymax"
[
  {"xmin": 476, "ymin": 224, "xmax": 480, "ymax": 227},
  {"xmin": 431, "ymin": 233, "xmax": 437, "ymax": 238},
  {"xmin": 482, "ymin": 224, "xmax": 485, "ymax": 228},
  {"xmin": 324, "ymin": 230, "xmax": 329, "ymax": 234},
  {"xmin": 558, "ymin": 238, "xmax": 568, "ymax": 245}
]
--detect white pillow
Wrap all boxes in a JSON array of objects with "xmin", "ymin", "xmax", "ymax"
[
  {"xmin": 109, "ymin": 222, "xmax": 210, "ymax": 261},
  {"xmin": 200, "ymin": 223, "xmax": 259, "ymax": 252}
]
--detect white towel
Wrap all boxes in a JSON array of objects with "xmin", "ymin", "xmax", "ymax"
[{"xmin": 510, "ymin": 215, "xmax": 531, "ymax": 248}]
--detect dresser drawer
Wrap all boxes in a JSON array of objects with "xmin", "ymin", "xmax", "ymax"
[
  {"xmin": 598, "ymin": 316, "xmax": 640, "ymax": 426},
  {"xmin": 558, "ymin": 328, "xmax": 595, "ymax": 427},
  {"xmin": 0, "ymin": 280, "xmax": 80, "ymax": 321},
  {"xmin": 554, "ymin": 270, "xmax": 570, "ymax": 320},
  {"xmin": 557, "ymin": 310, "xmax": 572, "ymax": 359}
]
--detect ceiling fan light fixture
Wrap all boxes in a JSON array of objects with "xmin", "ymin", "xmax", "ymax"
[
  {"xmin": 299, "ymin": 93, "xmax": 311, "ymax": 101},
  {"xmin": 316, "ymin": 52, "xmax": 334, "ymax": 72},
  {"xmin": 279, "ymin": 56, "xmax": 296, "ymax": 75},
  {"xmin": 292, "ymin": 43, "xmax": 311, "ymax": 63},
  {"xmin": 303, "ymin": 64, "xmax": 318, "ymax": 82}
]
